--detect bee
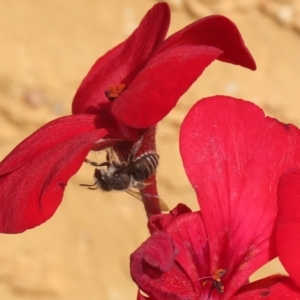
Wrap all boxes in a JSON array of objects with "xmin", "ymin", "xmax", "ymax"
[{"xmin": 80, "ymin": 139, "xmax": 168, "ymax": 211}]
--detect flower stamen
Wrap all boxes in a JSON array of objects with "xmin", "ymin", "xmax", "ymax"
[
  {"xmin": 105, "ymin": 83, "xmax": 126, "ymax": 100},
  {"xmin": 198, "ymin": 269, "xmax": 227, "ymax": 294}
]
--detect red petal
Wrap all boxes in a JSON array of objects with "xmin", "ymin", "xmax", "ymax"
[
  {"xmin": 148, "ymin": 203, "xmax": 192, "ymax": 233},
  {"xmin": 164, "ymin": 212, "xmax": 210, "ymax": 294},
  {"xmin": 112, "ymin": 46, "xmax": 222, "ymax": 128},
  {"xmin": 72, "ymin": 3, "xmax": 170, "ymax": 114},
  {"xmin": 0, "ymin": 115, "xmax": 107, "ymax": 233},
  {"xmin": 180, "ymin": 96, "xmax": 300, "ymax": 296},
  {"xmin": 112, "ymin": 16, "xmax": 256, "ymax": 128},
  {"xmin": 232, "ymin": 275, "xmax": 300, "ymax": 299},
  {"xmin": 276, "ymin": 168, "xmax": 300, "ymax": 287},
  {"xmin": 130, "ymin": 231, "xmax": 198, "ymax": 300},
  {"xmin": 161, "ymin": 15, "xmax": 256, "ymax": 70},
  {"xmin": 132, "ymin": 209, "xmax": 213, "ymax": 299}
]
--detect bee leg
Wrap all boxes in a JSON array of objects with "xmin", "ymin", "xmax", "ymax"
[
  {"xmin": 87, "ymin": 186, "xmax": 98, "ymax": 190},
  {"xmin": 84, "ymin": 158, "xmax": 100, "ymax": 166},
  {"xmin": 84, "ymin": 158, "xmax": 110, "ymax": 168},
  {"xmin": 106, "ymin": 147, "xmax": 119, "ymax": 164},
  {"xmin": 105, "ymin": 150, "xmax": 112, "ymax": 164},
  {"xmin": 79, "ymin": 181, "xmax": 98, "ymax": 190}
]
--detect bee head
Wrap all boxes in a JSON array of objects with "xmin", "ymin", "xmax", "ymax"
[{"xmin": 94, "ymin": 169, "xmax": 112, "ymax": 191}]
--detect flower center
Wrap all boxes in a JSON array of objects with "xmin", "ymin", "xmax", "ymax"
[
  {"xmin": 105, "ymin": 83, "xmax": 126, "ymax": 101},
  {"xmin": 199, "ymin": 269, "xmax": 227, "ymax": 294}
]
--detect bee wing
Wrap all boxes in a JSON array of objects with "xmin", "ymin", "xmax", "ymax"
[
  {"xmin": 128, "ymin": 137, "xmax": 143, "ymax": 161},
  {"xmin": 125, "ymin": 189, "xmax": 143, "ymax": 201},
  {"xmin": 157, "ymin": 198, "xmax": 169, "ymax": 212},
  {"xmin": 125, "ymin": 189, "xmax": 169, "ymax": 212}
]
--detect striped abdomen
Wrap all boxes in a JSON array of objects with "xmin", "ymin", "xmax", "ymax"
[{"xmin": 116, "ymin": 153, "xmax": 159, "ymax": 182}]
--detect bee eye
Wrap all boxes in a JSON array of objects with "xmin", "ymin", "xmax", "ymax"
[
  {"xmin": 94, "ymin": 169, "xmax": 111, "ymax": 191},
  {"xmin": 100, "ymin": 181, "xmax": 110, "ymax": 191}
]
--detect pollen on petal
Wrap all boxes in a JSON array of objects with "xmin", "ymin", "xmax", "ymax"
[
  {"xmin": 199, "ymin": 269, "xmax": 227, "ymax": 294},
  {"xmin": 105, "ymin": 83, "xmax": 127, "ymax": 100}
]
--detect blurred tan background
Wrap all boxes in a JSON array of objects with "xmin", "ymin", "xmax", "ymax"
[{"xmin": 0, "ymin": 0, "xmax": 300, "ymax": 299}]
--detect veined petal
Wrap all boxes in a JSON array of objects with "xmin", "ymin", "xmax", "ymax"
[
  {"xmin": 112, "ymin": 16, "xmax": 256, "ymax": 128},
  {"xmin": 132, "ymin": 207, "xmax": 212, "ymax": 299},
  {"xmin": 232, "ymin": 275, "xmax": 300, "ymax": 299},
  {"xmin": 72, "ymin": 3, "xmax": 170, "ymax": 114},
  {"xmin": 161, "ymin": 15, "xmax": 256, "ymax": 70},
  {"xmin": 163, "ymin": 211, "xmax": 210, "ymax": 296},
  {"xmin": 148, "ymin": 203, "xmax": 192, "ymax": 234},
  {"xmin": 112, "ymin": 45, "xmax": 222, "ymax": 128},
  {"xmin": 130, "ymin": 231, "xmax": 198, "ymax": 300},
  {"xmin": 276, "ymin": 168, "xmax": 300, "ymax": 288},
  {"xmin": 180, "ymin": 96, "xmax": 300, "ymax": 297},
  {"xmin": 0, "ymin": 115, "xmax": 107, "ymax": 233}
]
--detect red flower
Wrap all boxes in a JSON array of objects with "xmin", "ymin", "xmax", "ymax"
[
  {"xmin": 130, "ymin": 96, "xmax": 300, "ymax": 299},
  {"xmin": 276, "ymin": 169, "xmax": 300, "ymax": 289},
  {"xmin": 0, "ymin": 3, "xmax": 255, "ymax": 233}
]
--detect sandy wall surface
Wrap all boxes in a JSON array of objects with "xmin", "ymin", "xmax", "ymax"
[{"xmin": 0, "ymin": 0, "xmax": 299, "ymax": 299}]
